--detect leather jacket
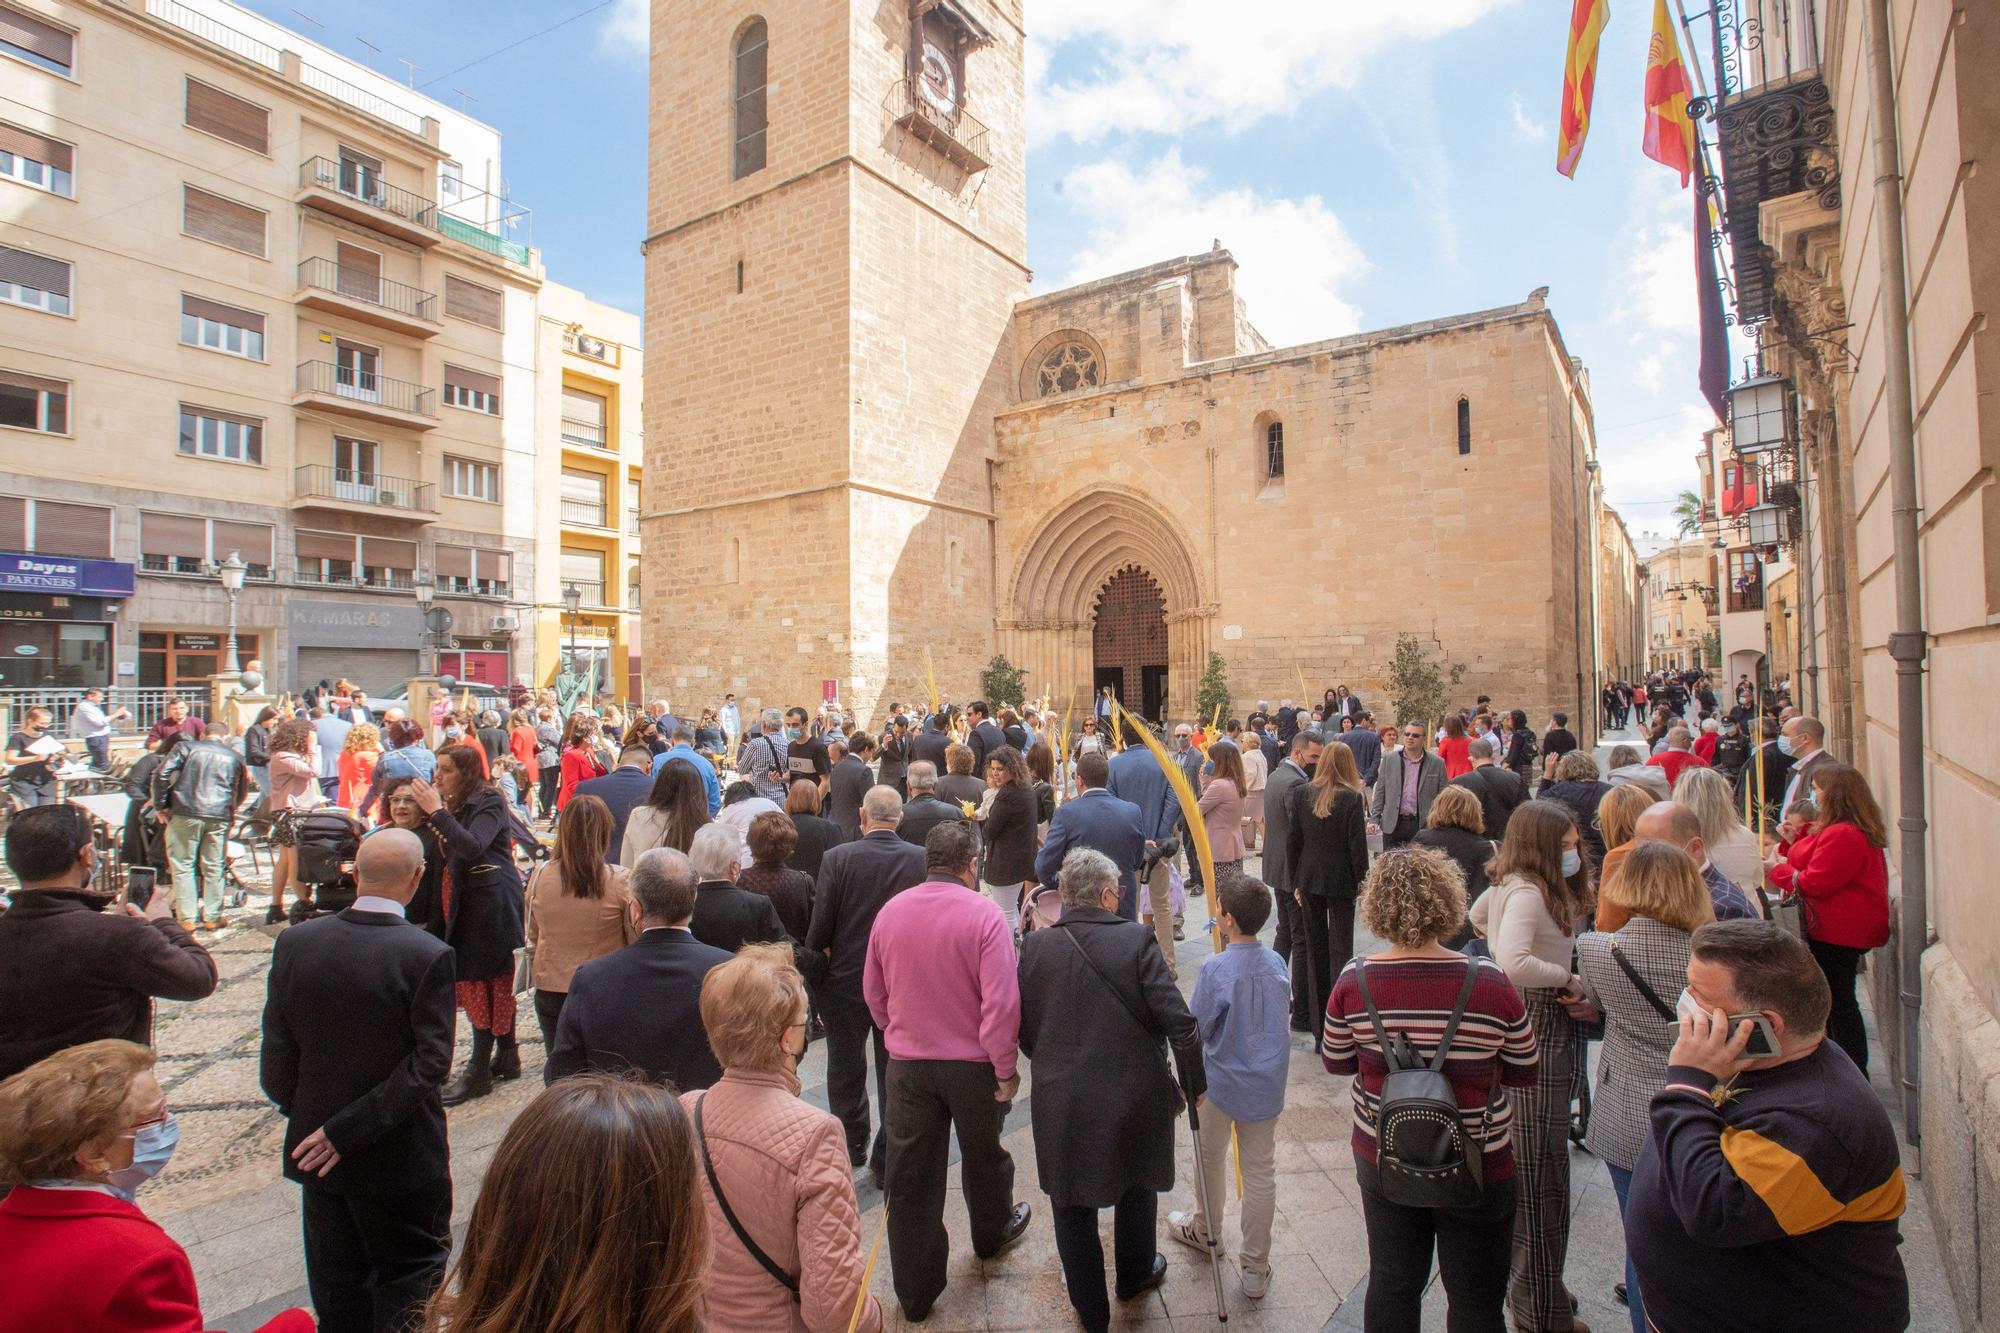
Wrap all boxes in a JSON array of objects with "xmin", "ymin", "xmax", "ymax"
[{"xmin": 154, "ymin": 738, "xmax": 246, "ymax": 821}]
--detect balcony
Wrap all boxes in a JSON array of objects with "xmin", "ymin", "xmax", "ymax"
[
  {"xmin": 1705, "ymin": 0, "xmax": 1835, "ymax": 323},
  {"xmin": 294, "ymin": 565, "xmax": 416, "ymax": 592},
  {"xmin": 291, "ymin": 465, "xmax": 439, "ymax": 522},
  {"xmin": 561, "ymin": 417, "xmax": 609, "ymax": 451},
  {"xmin": 294, "ymin": 258, "xmax": 442, "ymax": 338},
  {"xmin": 627, "ymin": 508, "xmax": 641, "ymax": 536},
  {"xmin": 296, "ymin": 156, "xmax": 440, "ymax": 248},
  {"xmin": 440, "ymin": 576, "xmax": 511, "ymax": 599},
  {"xmin": 563, "ymin": 579, "xmax": 607, "ymax": 608},
  {"xmin": 139, "ymin": 553, "xmax": 274, "ymax": 580},
  {"xmin": 561, "ymin": 499, "xmax": 610, "ymax": 529},
  {"xmin": 294, "ymin": 361, "xmax": 437, "ymax": 431},
  {"xmin": 889, "ymin": 80, "xmax": 990, "ymax": 174}
]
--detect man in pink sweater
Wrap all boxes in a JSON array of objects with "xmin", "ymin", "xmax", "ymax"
[{"xmin": 864, "ymin": 820, "xmax": 1032, "ymax": 1322}]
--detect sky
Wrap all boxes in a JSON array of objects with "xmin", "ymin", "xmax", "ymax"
[{"xmin": 236, "ymin": 0, "xmax": 1722, "ymax": 550}]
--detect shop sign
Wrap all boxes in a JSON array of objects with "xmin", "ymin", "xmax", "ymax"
[
  {"xmin": 0, "ymin": 594, "xmax": 109, "ymax": 621},
  {"xmin": 0, "ymin": 553, "xmax": 136, "ymax": 597},
  {"xmin": 288, "ymin": 599, "xmax": 423, "ymax": 647}
]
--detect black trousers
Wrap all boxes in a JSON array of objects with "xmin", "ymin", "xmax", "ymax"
[
  {"xmin": 1298, "ymin": 893, "xmax": 1357, "ymax": 1026},
  {"xmin": 301, "ymin": 1175, "xmax": 451, "ymax": 1333},
  {"xmin": 1383, "ymin": 821, "xmax": 1418, "ymax": 850},
  {"xmin": 1355, "ymin": 1157, "xmax": 1514, "ymax": 1333},
  {"xmin": 883, "ymin": 1057, "xmax": 1016, "ymax": 1313},
  {"xmin": 1051, "ymin": 1183, "xmax": 1157, "ymax": 1333},
  {"xmin": 537, "ymin": 767, "xmax": 560, "ymax": 815},
  {"xmin": 533, "ymin": 988, "xmax": 567, "ymax": 1047},
  {"xmin": 822, "ymin": 989, "xmax": 890, "ymax": 1174},
  {"xmin": 1271, "ymin": 887, "xmax": 1312, "ymax": 1026},
  {"xmin": 1809, "ymin": 938, "xmax": 1870, "ymax": 1073}
]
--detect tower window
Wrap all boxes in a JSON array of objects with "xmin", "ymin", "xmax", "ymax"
[
  {"xmin": 1265, "ymin": 420, "xmax": 1285, "ymax": 480},
  {"xmin": 732, "ymin": 18, "xmax": 768, "ymax": 180},
  {"xmin": 1457, "ymin": 396, "xmax": 1471, "ymax": 454},
  {"xmin": 735, "ymin": 259, "xmax": 744, "ymax": 294}
]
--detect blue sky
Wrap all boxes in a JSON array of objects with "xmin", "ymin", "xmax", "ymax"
[{"xmin": 236, "ymin": 0, "xmax": 1716, "ymax": 546}]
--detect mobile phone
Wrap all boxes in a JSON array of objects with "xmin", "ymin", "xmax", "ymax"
[
  {"xmin": 1668, "ymin": 1010, "xmax": 1779, "ymax": 1058},
  {"xmin": 125, "ymin": 866, "xmax": 158, "ymax": 908}
]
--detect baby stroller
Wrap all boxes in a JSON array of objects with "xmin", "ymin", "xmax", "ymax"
[{"xmin": 290, "ymin": 809, "xmax": 364, "ymax": 921}]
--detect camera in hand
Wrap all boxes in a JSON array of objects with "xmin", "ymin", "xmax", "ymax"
[{"xmin": 125, "ymin": 866, "xmax": 157, "ymax": 908}]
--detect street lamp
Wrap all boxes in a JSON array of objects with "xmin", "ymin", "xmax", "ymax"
[
  {"xmin": 412, "ymin": 572, "xmax": 437, "ymax": 676},
  {"xmin": 215, "ymin": 549, "xmax": 247, "ymax": 674},
  {"xmin": 562, "ymin": 582, "xmax": 582, "ymax": 684}
]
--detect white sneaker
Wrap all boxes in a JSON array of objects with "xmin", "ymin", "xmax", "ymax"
[
  {"xmin": 1166, "ymin": 1210, "xmax": 1220, "ymax": 1255},
  {"xmin": 1240, "ymin": 1264, "xmax": 1271, "ymax": 1300}
]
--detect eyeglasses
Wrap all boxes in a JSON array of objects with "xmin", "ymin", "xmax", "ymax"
[{"xmin": 121, "ymin": 1106, "xmax": 171, "ymax": 1138}]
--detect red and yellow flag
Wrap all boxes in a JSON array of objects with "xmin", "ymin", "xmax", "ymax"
[
  {"xmin": 1643, "ymin": 0, "xmax": 1696, "ymax": 185},
  {"xmin": 1556, "ymin": 0, "xmax": 1609, "ymax": 178}
]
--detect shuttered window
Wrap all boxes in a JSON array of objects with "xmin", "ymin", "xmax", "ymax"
[
  {"xmin": 212, "ymin": 520, "xmax": 274, "ymax": 573},
  {"xmin": 360, "ymin": 536, "xmax": 415, "ymax": 588},
  {"xmin": 435, "ymin": 544, "xmax": 473, "ymax": 579},
  {"xmin": 31, "ymin": 500, "xmax": 109, "ymax": 558},
  {"xmin": 560, "ymin": 387, "xmax": 607, "ymax": 447},
  {"xmin": 183, "ymin": 185, "xmax": 266, "ymax": 258},
  {"xmin": 443, "ymin": 274, "xmax": 501, "ymax": 329},
  {"xmin": 0, "ymin": 121, "xmax": 73, "ymax": 195},
  {"xmin": 442, "ymin": 364, "xmax": 500, "ymax": 414},
  {"xmin": 0, "ymin": 244, "xmax": 69, "ymax": 315},
  {"xmin": 295, "ymin": 530, "xmax": 354, "ymax": 561},
  {"xmin": 184, "ymin": 79, "xmax": 269, "ymax": 154},
  {"xmin": 334, "ymin": 242, "xmax": 381, "ymax": 302},
  {"xmin": 180, "ymin": 294, "xmax": 265, "ymax": 359},
  {"xmin": 0, "ymin": 4, "xmax": 74, "ymax": 75},
  {"xmin": 0, "ymin": 496, "xmax": 23, "ymax": 550},
  {"xmin": 139, "ymin": 513, "xmax": 207, "ymax": 573},
  {"xmin": 0, "ymin": 369, "xmax": 66, "ymax": 433}
]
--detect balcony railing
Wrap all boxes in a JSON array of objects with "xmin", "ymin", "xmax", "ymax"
[
  {"xmin": 627, "ymin": 508, "xmax": 641, "ymax": 535},
  {"xmin": 436, "ymin": 213, "xmax": 532, "ymax": 266},
  {"xmin": 564, "ymin": 579, "xmax": 607, "ymax": 607},
  {"xmin": 297, "ymin": 257, "xmax": 437, "ymax": 323},
  {"xmin": 296, "ymin": 361, "xmax": 436, "ymax": 418},
  {"xmin": 561, "ymin": 417, "xmax": 608, "ymax": 449},
  {"xmin": 561, "ymin": 499, "xmax": 609, "ymax": 528},
  {"xmin": 294, "ymin": 565, "xmax": 416, "ymax": 591},
  {"xmin": 300, "ymin": 65, "xmax": 425, "ymax": 134},
  {"xmin": 439, "ymin": 576, "xmax": 511, "ymax": 599},
  {"xmin": 144, "ymin": 0, "xmax": 282, "ymax": 69},
  {"xmin": 889, "ymin": 81, "xmax": 991, "ymax": 174},
  {"xmin": 299, "ymin": 156, "xmax": 437, "ymax": 229},
  {"xmin": 139, "ymin": 554, "xmax": 274, "ymax": 581},
  {"xmin": 295, "ymin": 465, "xmax": 435, "ymax": 512}
]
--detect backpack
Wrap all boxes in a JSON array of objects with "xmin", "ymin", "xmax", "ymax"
[{"xmin": 1354, "ymin": 959, "xmax": 1487, "ymax": 1208}]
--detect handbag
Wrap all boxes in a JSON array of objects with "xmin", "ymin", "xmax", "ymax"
[
  {"xmin": 695, "ymin": 1093, "xmax": 801, "ymax": 1302},
  {"xmin": 1756, "ymin": 884, "xmax": 1808, "ymax": 939}
]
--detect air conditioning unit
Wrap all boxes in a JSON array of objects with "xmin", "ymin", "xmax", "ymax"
[{"xmin": 488, "ymin": 614, "xmax": 519, "ymax": 633}]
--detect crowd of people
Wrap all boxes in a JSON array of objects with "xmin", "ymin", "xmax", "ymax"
[{"xmin": 0, "ymin": 670, "xmax": 1916, "ymax": 1331}]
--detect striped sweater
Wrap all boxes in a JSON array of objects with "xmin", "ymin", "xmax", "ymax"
[{"xmin": 1320, "ymin": 956, "xmax": 1539, "ymax": 1182}]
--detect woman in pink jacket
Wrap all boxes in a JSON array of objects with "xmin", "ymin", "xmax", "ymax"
[{"xmin": 683, "ymin": 944, "xmax": 882, "ymax": 1333}]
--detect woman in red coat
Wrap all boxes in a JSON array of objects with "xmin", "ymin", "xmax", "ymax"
[
  {"xmin": 0, "ymin": 1039, "xmax": 312, "ymax": 1332},
  {"xmin": 1767, "ymin": 761, "xmax": 1890, "ymax": 1072},
  {"xmin": 555, "ymin": 712, "xmax": 607, "ymax": 812}
]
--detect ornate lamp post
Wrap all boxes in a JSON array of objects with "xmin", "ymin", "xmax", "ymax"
[
  {"xmin": 562, "ymin": 582, "xmax": 582, "ymax": 685},
  {"xmin": 412, "ymin": 572, "xmax": 437, "ymax": 676},
  {"xmin": 215, "ymin": 550, "xmax": 247, "ymax": 674}
]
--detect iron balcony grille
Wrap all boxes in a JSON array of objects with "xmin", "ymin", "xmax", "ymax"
[
  {"xmin": 564, "ymin": 580, "xmax": 607, "ymax": 607},
  {"xmin": 889, "ymin": 80, "xmax": 991, "ymax": 174},
  {"xmin": 299, "ymin": 155, "xmax": 437, "ymax": 229},
  {"xmin": 297, "ymin": 257, "xmax": 437, "ymax": 322},
  {"xmin": 295, "ymin": 464, "xmax": 435, "ymax": 512},
  {"xmin": 561, "ymin": 417, "xmax": 608, "ymax": 448},
  {"xmin": 561, "ymin": 499, "xmax": 609, "ymax": 528},
  {"xmin": 296, "ymin": 361, "xmax": 436, "ymax": 417}
]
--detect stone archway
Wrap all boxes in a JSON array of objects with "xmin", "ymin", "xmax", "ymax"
[
  {"xmin": 997, "ymin": 485, "xmax": 1215, "ymax": 721},
  {"xmin": 1092, "ymin": 566, "xmax": 1169, "ymax": 723}
]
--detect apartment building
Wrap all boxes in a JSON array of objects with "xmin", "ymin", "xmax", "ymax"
[
  {"xmin": 0, "ymin": 0, "xmax": 542, "ymax": 700},
  {"xmin": 534, "ymin": 282, "xmax": 643, "ymax": 703},
  {"xmin": 1698, "ymin": 424, "xmax": 1792, "ymax": 689},
  {"xmin": 1595, "ymin": 505, "xmax": 1645, "ymax": 684},
  {"xmin": 1645, "ymin": 537, "xmax": 1714, "ymax": 675}
]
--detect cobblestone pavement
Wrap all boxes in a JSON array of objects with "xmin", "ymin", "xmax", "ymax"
[{"xmin": 93, "ymin": 782, "xmax": 1958, "ymax": 1331}]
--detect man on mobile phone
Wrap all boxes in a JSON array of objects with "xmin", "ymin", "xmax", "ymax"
[{"xmin": 0, "ymin": 805, "xmax": 217, "ymax": 1081}]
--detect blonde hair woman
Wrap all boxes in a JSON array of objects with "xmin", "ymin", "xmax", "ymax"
[
  {"xmin": 682, "ymin": 945, "xmax": 882, "ymax": 1332},
  {"xmin": 1671, "ymin": 765, "xmax": 1764, "ymax": 896}
]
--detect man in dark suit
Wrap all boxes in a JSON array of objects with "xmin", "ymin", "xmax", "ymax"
[
  {"xmin": 827, "ymin": 733, "xmax": 876, "ymax": 842},
  {"xmin": 966, "ymin": 700, "xmax": 1003, "ymax": 775},
  {"xmin": 1262, "ymin": 730, "xmax": 1322, "ymax": 1031},
  {"xmin": 545, "ymin": 846, "xmax": 731, "ymax": 1088},
  {"xmin": 572, "ymin": 746, "xmax": 655, "ymax": 852},
  {"xmin": 261, "ymin": 828, "xmax": 455, "ymax": 1333},
  {"xmin": 1450, "ymin": 738, "xmax": 1527, "ymax": 842},
  {"xmin": 685, "ymin": 822, "xmax": 790, "ymax": 953},
  {"xmin": 1037, "ymin": 750, "xmax": 1147, "ymax": 920},
  {"xmin": 808, "ymin": 785, "xmax": 928, "ymax": 1179},
  {"xmin": 1368, "ymin": 721, "xmax": 1448, "ymax": 849},
  {"xmin": 896, "ymin": 762, "xmax": 965, "ymax": 850},
  {"xmin": 1105, "ymin": 735, "xmax": 1183, "ymax": 967},
  {"xmin": 911, "ymin": 715, "xmax": 952, "ymax": 773},
  {"xmin": 1337, "ymin": 709, "xmax": 1383, "ymax": 786}
]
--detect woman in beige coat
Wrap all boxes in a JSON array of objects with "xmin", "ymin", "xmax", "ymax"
[
  {"xmin": 683, "ymin": 945, "xmax": 881, "ymax": 1333},
  {"xmin": 525, "ymin": 794, "xmax": 634, "ymax": 1043}
]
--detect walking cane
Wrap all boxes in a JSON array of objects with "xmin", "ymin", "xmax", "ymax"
[{"xmin": 1179, "ymin": 1064, "xmax": 1229, "ymax": 1323}]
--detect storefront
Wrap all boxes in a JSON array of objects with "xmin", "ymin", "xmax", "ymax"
[
  {"xmin": 139, "ymin": 630, "xmax": 264, "ymax": 689},
  {"xmin": 438, "ymin": 646, "xmax": 512, "ymax": 687},
  {"xmin": 287, "ymin": 598, "xmax": 421, "ymax": 698},
  {"xmin": 0, "ymin": 552, "xmax": 135, "ymax": 690}
]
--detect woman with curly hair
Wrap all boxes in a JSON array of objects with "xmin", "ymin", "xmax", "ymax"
[
  {"xmin": 337, "ymin": 723, "xmax": 382, "ymax": 811},
  {"xmin": 265, "ymin": 717, "xmax": 321, "ymax": 924}
]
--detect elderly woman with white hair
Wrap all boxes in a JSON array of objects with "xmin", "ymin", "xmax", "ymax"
[
  {"xmin": 685, "ymin": 822, "xmax": 791, "ymax": 954},
  {"xmin": 1018, "ymin": 848, "xmax": 1205, "ymax": 1332}
]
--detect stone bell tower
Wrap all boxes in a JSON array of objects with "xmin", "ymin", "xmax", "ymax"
[{"xmin": 640, "ymin": 0, "xmax": 1028, "ymax": 718}]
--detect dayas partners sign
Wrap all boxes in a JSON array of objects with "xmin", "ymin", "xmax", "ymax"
[{"xmin": 0, "ymin": 552, "xmax": 136, "ymax": 597}]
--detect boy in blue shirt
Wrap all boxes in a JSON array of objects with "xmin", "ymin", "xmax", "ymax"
[{"xmin": 1168, "ymin": 875, "xmax": 1292, "ymax": 1299}]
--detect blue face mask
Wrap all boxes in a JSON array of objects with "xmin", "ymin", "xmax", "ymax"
[
  {"xmin": 785, "ymin": 726, "xmax": 803, "ymax": 741},
  {"xmin": 444, "ymin": 726, "xmax": 464, "ymax": 740},
  {"xmin": 1775, "ymin": 734, "xmax": 1796, "ymax": 757},
  {"xmin": 1560, "ymin": 849, "xmax": 1583, "ymax": 879},
  {"xmin": 107, "ymin": 1113, "xmax": 179, "ymax": 1199}
]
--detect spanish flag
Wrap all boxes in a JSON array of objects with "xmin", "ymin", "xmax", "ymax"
[
  {"xmin": 1556, "ymin": 0, "xmax": 1609, "ymax": 178},
  {"xmin": 1643, "ymin": 0, "xmax": 1696, "ymax": 186}
]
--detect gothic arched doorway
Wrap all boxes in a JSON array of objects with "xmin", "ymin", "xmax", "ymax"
[{"xmin": 1093, "ymin": 565, "xmax": 1168, "ymax": 725}]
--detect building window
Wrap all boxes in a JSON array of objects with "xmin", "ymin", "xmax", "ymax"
[
  {"xmin": 0, "ymin": 3, "xmax": 74, "ymax": 75},
  {"xmin": 560, "ymin": 547, "xmax": 605, "ymax": 606},
  {"xmin": 182, "ymin": 185, "xmax": 267, "ymax": 258},
  {"xmin": 0, "ymin": 370, "xmax": 67, "ymax": 433},
  {"xmin": 442, "ymin": 365, "xmax": 500, "ymax": 414},
  {"xmin": 443, "ymin": 454, "xmax": 499, "ymax": 502},
  {"xmin": 180, "ymin": 294, "xmax": 265, "ymax": 360},
  {"xmin": 139, "ymin": 512, "xmax": 273, "ymax": 579},
  {"xmin": 1037, "ymin": 341, "xmax": 1100, "ymax": 396},
  {"xmin": 440, "ymin": 159, "xmax": 462, "ymax": 200},
  {"xmin": 183, "ymin": 78, "xmax": 269, "ymax": 154},
  {"xmin": 435, "ymin": 543, "xmax": 510, "ymax": 597},
  {"xmin": 178, "ymin": 405, "xmax": 263, "ymax": 464},
  {"xmin": 627, "ymin": 559, "xmax": 641, "ymax": 610},
  {"xmin": 1264, "ymin": 420, "xmax": 1284, "ymax": 480},
  {"xmin": 0, "ymin": 497, "xmax": 111, "ymax": 557},
  {"xmin": 0, "ymin": 122, "xmax": 74, "ymax": 196},
  {"xmin": 732, "ymin": 18, "xmax": 768, "ymax": 180},
  {"xmin": 561, "ymin": 467, "xmax": 609, "ymax": 528},
  {"xmin": 443, "ymin": 273, "xmax": 502, "ymax": 329},
  {"xmin": 0, "ymin": 244, "xmax": 69, "ymax": 315},
  {"xmin": 1456, "ymin": 396, "xmax": 1471, "ymax": 455},
  {"xmin": 561, "ymin": 387, "xmax": 608, "ymax": 448}
]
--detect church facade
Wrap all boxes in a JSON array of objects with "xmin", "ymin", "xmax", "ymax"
[{"xmin": 642, "ymin": 0, "xmax": 1611, "ymax": 733}]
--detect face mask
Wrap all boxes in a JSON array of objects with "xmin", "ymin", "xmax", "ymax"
[
  {"xmin": 1776, "ymin": 735, "xmax": 1796, "ymax": 757},
  {"xmin": 106, "ymin": 1113, "xmax": 179, "ymax": 1198},
  {"xmin": 444, "ymin": 726, "xmax": 463, "ymax": 740},
  {"xmin": 1560, "ymin": 849, "xmax": 1582, "ymax": 878},
  {"xmin": 785, "ymin": 726, "xmax": 803, "ymax": 741}
]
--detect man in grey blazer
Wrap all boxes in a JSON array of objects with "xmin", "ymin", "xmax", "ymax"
[
  {"xmin": 1368, "ymin": 721, "xmax": 1447, "ymax": 849},
  {"xmin": 1263, "ymin": 730, "xmax": 1321, "ymax": 1031}
]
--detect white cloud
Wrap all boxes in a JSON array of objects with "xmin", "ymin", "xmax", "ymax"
[
  {"xmin": 1510, "ymin": 94, "xmax": 1547, "ymax": 144},
  {"xmin": 1597, "ymin": 401, "xmax": 1716, "ymax": 519},
  {"xmin": 1025, "ymin": 0, "xmax": 1511, "ymax": 143},
  {"xmin": 1050, "ymin": 150, "xmax": 1365, "ymax": 347},
  {"xmin": 599, "ymin": 0, "xmax": 646, "ymax": 54}
]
